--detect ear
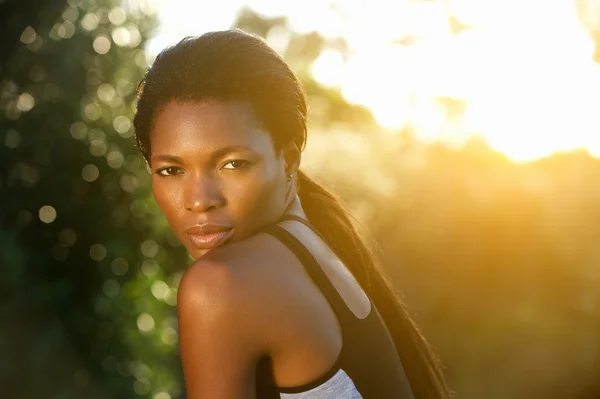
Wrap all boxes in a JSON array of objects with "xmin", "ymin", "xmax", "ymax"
[{"xmin": 282, "ymin": 141, "xmax": 301, "ymax": 175}]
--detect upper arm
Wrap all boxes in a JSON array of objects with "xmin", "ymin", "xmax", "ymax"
[{"xmin": 177, "ymin": 260, "xmax": 261, "ymax": 399}]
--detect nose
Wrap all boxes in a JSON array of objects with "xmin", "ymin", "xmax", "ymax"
[{"xmin": 184, "ymin": 174, "xmax": 225, "ymax": 213}]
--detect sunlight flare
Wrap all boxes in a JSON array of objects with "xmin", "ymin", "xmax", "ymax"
[{"xmin": 148, "ymin": 0, "xmax": 600, "ymax": 162}]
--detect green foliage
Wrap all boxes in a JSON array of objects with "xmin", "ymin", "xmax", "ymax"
[{"xmin": 1, "ymin": 1, "xmax": 186, "ymax": 397}]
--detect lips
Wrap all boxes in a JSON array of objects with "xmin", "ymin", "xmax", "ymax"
[{"xmin": 184, "ymin": 224, "xmax": 233, "ymax": 250}]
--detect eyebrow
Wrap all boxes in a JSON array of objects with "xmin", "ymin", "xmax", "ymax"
[{"xmin": 150, "ymin": 146, "xmax": 254, "ymax": 164}]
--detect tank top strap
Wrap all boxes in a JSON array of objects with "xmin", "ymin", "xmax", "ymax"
[
  {"xmin": 260, "ymin": 221, "xmax": 353, "ymax": 320},
  {"xmin": 275, "ymin": 214, "xmax": 329, "ymax": 243}
]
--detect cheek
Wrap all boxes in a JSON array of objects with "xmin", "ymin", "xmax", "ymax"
[
  {"xmin": 228, "ymin": 166, "xmax": 286, "ymax": 222},
  {"xmin": 151, "ymin": 177, "xmax": 182, "ymax": 223}
]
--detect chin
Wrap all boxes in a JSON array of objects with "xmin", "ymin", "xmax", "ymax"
[{"xmin": 188, "ymin": 248, "xmax": 209, "ymax": 260}]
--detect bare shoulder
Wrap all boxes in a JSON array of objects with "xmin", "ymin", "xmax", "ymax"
[
  {"xmin": 175, "ymin": 237, "xmax": 284, "ymax": 398},
  {"xmin": 177, "ymin": 255, "xmax": 240, "ymax": 311},
  {"xmin": 177, "ymin": 233, "xmax": 290, "ymax": 348},
  {"xmin": 178, "ymin": 233, "xmax": 276, "ymax": 302},
  {"xmin": 177, "ymin": 246, "xmax": 261, "ymax": 336}
]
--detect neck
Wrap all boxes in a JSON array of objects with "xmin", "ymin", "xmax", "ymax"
[{"xmin": 282, "ymin": 194, "xmax": 307, "ymax": 220}]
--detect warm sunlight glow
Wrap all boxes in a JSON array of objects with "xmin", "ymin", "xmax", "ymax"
[
  {"xmin": 311, "ymin": 50, "xmax": 345, "ymax": 88},
  {"xmin": 148, "ymin": 0, "xmax": 600, "ymax": 162}
]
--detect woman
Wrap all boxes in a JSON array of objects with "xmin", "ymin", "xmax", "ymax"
[{"xmin": 134, "ymin": 30, "xmax": 450, "ymax": 399}]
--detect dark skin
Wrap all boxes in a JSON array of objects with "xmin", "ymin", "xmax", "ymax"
[
  {"xmin": 150, "ymin": 100, "xmax": 297, "ymax": 260},
  {"xmin": 149, "ymin": 100, "xmax": 371, "ymax": 398}
]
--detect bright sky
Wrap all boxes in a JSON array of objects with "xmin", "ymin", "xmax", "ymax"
[{"xmin": 145, "ymin": 0, "xmax": 600, "ymax": 162}]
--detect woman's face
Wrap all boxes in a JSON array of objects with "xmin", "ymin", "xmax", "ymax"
[{"xmin": 149, "ymin": 100, "xmax": 291, "ymax": 259}]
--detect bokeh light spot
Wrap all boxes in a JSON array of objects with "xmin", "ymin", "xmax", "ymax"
[
  {"xmin": 126, "ymin": 25, "xmax": 142, "ymax": 47},
  {"xmin": 5, "ymin": 129, "xmax": 21, "ymax": 148},
  {"xmin": 151, "ymin": 280, "xmax": 169, "ymax": 300},
  {"xmin": 17, "ymin": 93, "xmax": 35, "ymax": 112},
  {"xmin": 161, "ymin": 327, "xmax": 178, "ymax": 346},
  {"xmin": 133, "ymin": 378, "xmax": 151, "ymax": 395},
  {"xmin": 83, "ymin": 102, "xmax": 102, "ymax": 121},
  {"xmin": 154, "ymin": 392, "xmax": 172, "ymax": 399},
  {"xmin": 132, "ymin": 361, "xmax": 153, "ymax": 379},
  {"xmin": 108, "ymin": 6, "xmax": 127, "ymax": 25},
  {"xmin": 129, "ymin": 199, "xmax": 147, "ymax": 218},
  {"xmin": 87, "ymin": 128, "xmax": 106, "ymax": 141},
  {"xmin": 93, "ymin": 35, "xmax": 111, "ymax": 54},
  {"xmin": 59, "ymin": 228, "xmax": 77, "ymax": 247},
  {"xmin": 57, "ymin": 21, "xmax": 76, "ymax": 39},
  {"xmin": 70, "ymin": 121, "xmax": 87, "ymax": 140},
  {"xmin": 119, "ymin": 175, "xmax": 138, "ymax": 193},
  {"xmin": 141, "ymin": 259, "xmax": 159, "ymax": 277},
  {"xmin": 117, "ymin": 360, "xmax": 131, "ymax": 376},
  {"xmin": 106, "ymin": 149, "xmax": 124, "ymax": 169},
  {"xmin": 169, "ymin": 272, "xmax": 183, "ymax": 287},
  {"xmin": 162, "ymin": 230, "xmax": 179, "ymax": 248},
  {"xmin": 20, "ymin": 26, "xmax": 36, "ymax": 44},
  {"xmin": 81, "ymin": 13, "xmax": 99, "ymax": 31},
  {"xmin": 113, "ymin": 115, "xmax": 132, "ymax": 136},
  {"xmin": 90, "ymin": 139, "xmax": 108, "ymax": 157},
  {"xmin": 97, "ymin": 83, "xmax": 116, "ymax": 103},
  {"xmin": 141, "ymin": 239, "xmax": 159, "ymax": 258},
  {"xmin": 25, "ymin": 34, "xmax": 42, "ymax": 52},
  {"xmin": 82, "ymin": 164, "xmax": 100, "ymax": 182},
  {"xmin": 49, "ymin": 23, "xmax": 62, "ymax": 41},
  {"xmin": 112, "ymin": 27, "xmax": 131, "ymax": 47},
  {"xmin": 95, "ymin": 7, "xmax": 110, "ymax": 24},
  {"xmin": 39, "ymin": 205, "xmax": 57, "ymax": 224},
  {"xmin": 137, "ymin": 313, "xmax": 155, "ymax": 333},
  {"xmin": 90, "ymin": 243, "xmax": 107, "ymax": 261},
  {"xmin": 116, "ymin": 79, "xmax": 134, "ymax": 96},
  {"xmin": 103, "ymin": 279, "xmax": 120, "ymax": 297},
  {"xmin": 111, "ymin": 257, "xmax": 129, "ymax": 275},
  {"xmin": 164, "ymin": 289, "xmax": 177, "ymax": 306},
  {"xmin": 124, "ymin": 155, "xmax": 144, "ymax": 173},
  {"xmin": 62, "ymin": 7, "xmax": 79, "ymax": 22}
]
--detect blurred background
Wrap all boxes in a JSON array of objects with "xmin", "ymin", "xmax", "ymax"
[{"xmin": 1, "ymin": 0, "xmax": 600, "ymax": 398}]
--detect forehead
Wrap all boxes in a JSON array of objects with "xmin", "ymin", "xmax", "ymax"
[{"xmin": 149, "ymin": 100, "xmax": 273, "ymax": 157}]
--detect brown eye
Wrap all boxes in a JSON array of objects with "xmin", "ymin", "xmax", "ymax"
[
  {"xmin": 156, "ymin": 166, "xmax": 182, "ymax": 176},
  {"xmin": 222, "ymin": 160, "xmax": 250, "ymax": 170}
]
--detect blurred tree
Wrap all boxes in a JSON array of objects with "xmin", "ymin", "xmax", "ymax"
[
  {"xmin": 1, "ymin": 0, "xmax": 187, "ymax": 398},
  {"xmin": 0, "ymin": 0, "xmax": 65, "ymax": 66}
]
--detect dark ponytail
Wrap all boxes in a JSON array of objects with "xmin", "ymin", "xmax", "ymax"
[
  {"xmin": 296, "ymin": 170, "xmax": 451, "ymax": 398},
  {"xmin": 135, "ymin": 29, "xmax": 450, "ymax": 398}
]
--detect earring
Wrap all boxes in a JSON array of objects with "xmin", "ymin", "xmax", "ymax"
[{"xmin": 287, "ymin": 172, "xmax": 295, "ymax": 180}]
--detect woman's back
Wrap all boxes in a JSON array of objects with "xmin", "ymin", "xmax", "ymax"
[{"xmin": 224, "ymin": 214, "xmax": 416, "ymax": 398}]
